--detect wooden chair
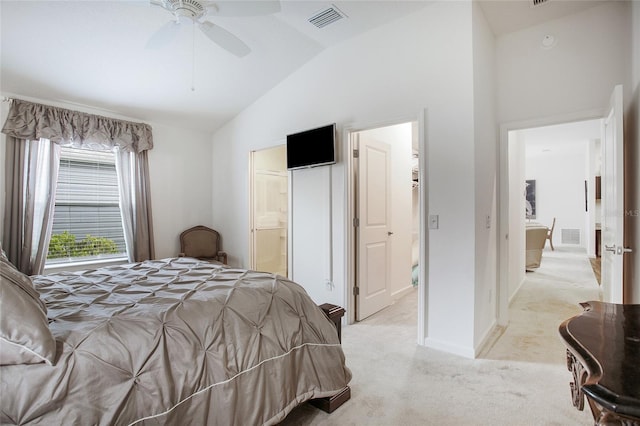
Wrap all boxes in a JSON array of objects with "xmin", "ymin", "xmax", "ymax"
[
  {"xmin": 546, "ymin": 217, "xmax": 556, "ymax": 251},
  {"xmin": 179, "ymin": 225, "xmax": 228, "ymax": 264}
]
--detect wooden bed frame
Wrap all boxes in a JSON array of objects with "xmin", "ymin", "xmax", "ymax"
[{"xmin": 310, "ymin": 303, "xmax": 351, "ymax": 413}]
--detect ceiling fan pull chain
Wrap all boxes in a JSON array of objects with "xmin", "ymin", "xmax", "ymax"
[{"xmin": 191, "ymin": 23, "xmax": 196, "ymax": 92}]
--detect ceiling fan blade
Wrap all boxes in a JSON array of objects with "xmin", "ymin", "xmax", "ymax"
[
  {"xmin": 198, "ymin": 21, "xmax": 250, "ymax": 57},
  {"xmin": 208, "ymin": 1, "xmax": 281, "ymax": 17},
  {"xmin": 145, "ymin": 20, "xmax": 181, "ymax": 49}
]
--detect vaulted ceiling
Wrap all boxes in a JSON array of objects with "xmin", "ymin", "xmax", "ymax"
[{"xmin": 0, "ymin": 0, "xmax": 608, "ymax": 133}]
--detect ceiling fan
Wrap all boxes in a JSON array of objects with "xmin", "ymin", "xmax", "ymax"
[{"xmin": 147, "ymin": 0, "xmax": 281, "ymax": 57}]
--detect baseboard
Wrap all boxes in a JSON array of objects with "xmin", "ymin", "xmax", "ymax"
[
  {"xmin": 424, "ymin": 322, "xmax": 502, "ymax": 359},
  {"xmin": 391, "ymin": 285, "xmax": 414, "ymax": 300},
  {"xmin": 474, "ymin": 320, "xmax": 504, "ymax": 358},
  {"xmin": 509, "ymin": 276, "xmax": 526, "ymax": 305},
  {"xmin": 423, "ymin": 337, "xmax": 475, "ymax": 359}
]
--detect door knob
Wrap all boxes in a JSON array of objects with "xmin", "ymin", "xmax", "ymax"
[
  {"xmin": 617, "ymin": 246, "xmax": 633, "ymax": 255},
  {"xmin": 388, "ymin": 231, "xmax": 394, "ymax": 236}
]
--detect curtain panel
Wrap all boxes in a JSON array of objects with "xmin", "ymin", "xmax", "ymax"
[
  {"xmin": 3, "ymin": 137, "xmax": 60, "ymax": 275},
  {"xmin": 2, "ymin": 99, "xmax": 153, "ymax": 153},
  {"xmin": 115, "ymin": 149, "xmax": 155, "ymax": 263},
  {"xmin": 2, "ymin": 99, "xmax": 155, "ymax": 274}
]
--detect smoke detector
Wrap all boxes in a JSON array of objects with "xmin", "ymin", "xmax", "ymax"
[{"xmin": 541, "ymin": 34, "xmax": 557, "ymax": 50}]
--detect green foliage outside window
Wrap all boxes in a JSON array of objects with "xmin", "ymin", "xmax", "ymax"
[{"xmin": 47, "ymin": 231, "xmax": 119, "ymax": 259}]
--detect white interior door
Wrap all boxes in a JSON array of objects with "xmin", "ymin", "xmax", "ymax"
[
  {"xmin": 356, "ymin": 135, "xmax": 392, "ymax": 320},
  {"xmin": 601, "ymin": 84, "xmax": 627, "ymax": 303}
]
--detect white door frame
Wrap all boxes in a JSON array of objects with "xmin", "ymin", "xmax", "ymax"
[
  {"xmin": 497, "ymin": 108, "xmax": 604, "ymax": 325},
  {"xmin": 344, "ymin": 109, "xmax": 429, "ymax": 345}
]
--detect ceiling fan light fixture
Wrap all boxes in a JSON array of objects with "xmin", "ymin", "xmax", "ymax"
[
  {"xmin": 176, "ymin": 13, "xmax": 195, "ymax": 24},
  {"xmin": 160, "ymin": 0, "xmax": 206, "ymax": 21},
  {"xmin": 149, "ymin": 0, "xmax": 280, "ymax": 57}
]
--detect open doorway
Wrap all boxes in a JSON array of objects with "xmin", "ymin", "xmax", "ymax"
[
  {"xmin": 347, "ymin": 120, "xmax": 420, "ymax": 322},
  {"xmin": 524, "ymin": 121, "xmax": 602, "ymax": 253},
  {"xmin": 249, "ymin": 145, "xmax": 288, "ymax": 276},
  {"xmin": 498, "ymin": 118, "xmax": 604, "ymax": 325},
  {"xmin": 498, "ymin": 87, "xmax": 627, "ymax": 326}
]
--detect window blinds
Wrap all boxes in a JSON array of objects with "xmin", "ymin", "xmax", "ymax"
[{"xmin": 48, "ymin": 147, "xmax": 127, "ymax": 263}]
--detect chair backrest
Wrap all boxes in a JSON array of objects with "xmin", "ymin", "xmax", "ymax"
[
  {"xmin": 180, "ymin": 226, "xmax": 221, "ymax": 259},
  {"xmin": 526, "ymin": 226, "xmax": 548, "ymax": 249}
]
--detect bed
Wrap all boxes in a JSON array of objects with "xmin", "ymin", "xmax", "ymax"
[{"xmin": 0, "ymin": 255, "xmax": 352, "ymax": 425}]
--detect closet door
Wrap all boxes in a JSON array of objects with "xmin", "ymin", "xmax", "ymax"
[{"xmin": 356, "ymin": 136, "xmax": 392, "ymax": 320}]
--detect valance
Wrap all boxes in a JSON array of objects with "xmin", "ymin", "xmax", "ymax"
[{"xmin": 1, "ymin": 99, "xmax": 153, "ymax": 153}]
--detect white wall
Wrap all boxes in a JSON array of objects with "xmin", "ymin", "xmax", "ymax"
[
  {"xmin": 289, "ymin": 165, "xmax": 336, "ymax": 305},
  {"xmin": 0, "ymin": 94, "xmax": 213, "ymax": 260},
  {"xmin": 472, "ymin": 1, "xmax": 498, "ymax": 351},
  {"xmin": 525, "ymin": 141, "xmax": 589, "ymax": 248},
  {"xmin": 497, "ymin": 2, "xmax": 632, "ymax": 124},
  {"xmin": 211, "ymin": 2, "xmax": 483, "ymax": 357},
  {"xmin": 148, "ymin": 122, "xmax": 213, "ymax": 258}
]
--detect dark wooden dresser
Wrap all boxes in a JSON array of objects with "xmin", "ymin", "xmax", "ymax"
[{"xmin": 559, "ymin": 301, "xmax": 640, "ymax": 425}]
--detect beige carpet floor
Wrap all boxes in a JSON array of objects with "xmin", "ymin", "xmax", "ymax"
[{"xmin": 280, "ymin": 246, "xmax": 602, "ymax": 425}]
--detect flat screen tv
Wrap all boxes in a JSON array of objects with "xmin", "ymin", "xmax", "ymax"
[{"xmin": 286, "ymin": 123, "xmax": 336, "ymax": 170}]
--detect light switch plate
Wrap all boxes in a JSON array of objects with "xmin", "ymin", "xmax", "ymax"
[{"xmin": 429, "ymin": 214, "xmax": 439, "ymax": 229}]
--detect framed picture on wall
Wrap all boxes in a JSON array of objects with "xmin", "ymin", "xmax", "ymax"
[{"xmin": 526, "ymin": 179, "xmax": 536, "ymax": 219}]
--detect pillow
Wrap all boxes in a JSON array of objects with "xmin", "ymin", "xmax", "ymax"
[
  {"xmin": 0, "ymin": 260, "xmax": 56, "ymax": 366},
  {"xmin": 0, "ymin": 256, "xmax": 47, "ymax": 313},
  {"xmin": 0, "ymin": 242, "xmax": 8, "ymax": 262}
]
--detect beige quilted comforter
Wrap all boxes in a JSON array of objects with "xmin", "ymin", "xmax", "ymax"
[{"xmin": 0, "ymin": 257, "xmax": 351, "ymax": 425}]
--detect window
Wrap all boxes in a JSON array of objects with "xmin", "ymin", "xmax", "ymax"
[{"xmin": 46, "ymin": 147, "xmax": 127, "ymax": 265}]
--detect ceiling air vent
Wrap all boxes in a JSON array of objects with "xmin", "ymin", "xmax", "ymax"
[
  {"xmin": 531, "ymin": 0, "xmax": 550, "ymax": 7},
  {"xmin": 308, "ymin": 5, "xmax": 347, "ymax": 28}
]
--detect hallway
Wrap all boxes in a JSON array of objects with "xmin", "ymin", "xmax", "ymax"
[
  {"xmin": 281, "ymin": 246, "xmax": 600, "ymax": 425},
  {"xmin": 483, "ymin": 245, "xmax": 602, "ymax": 364}
]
